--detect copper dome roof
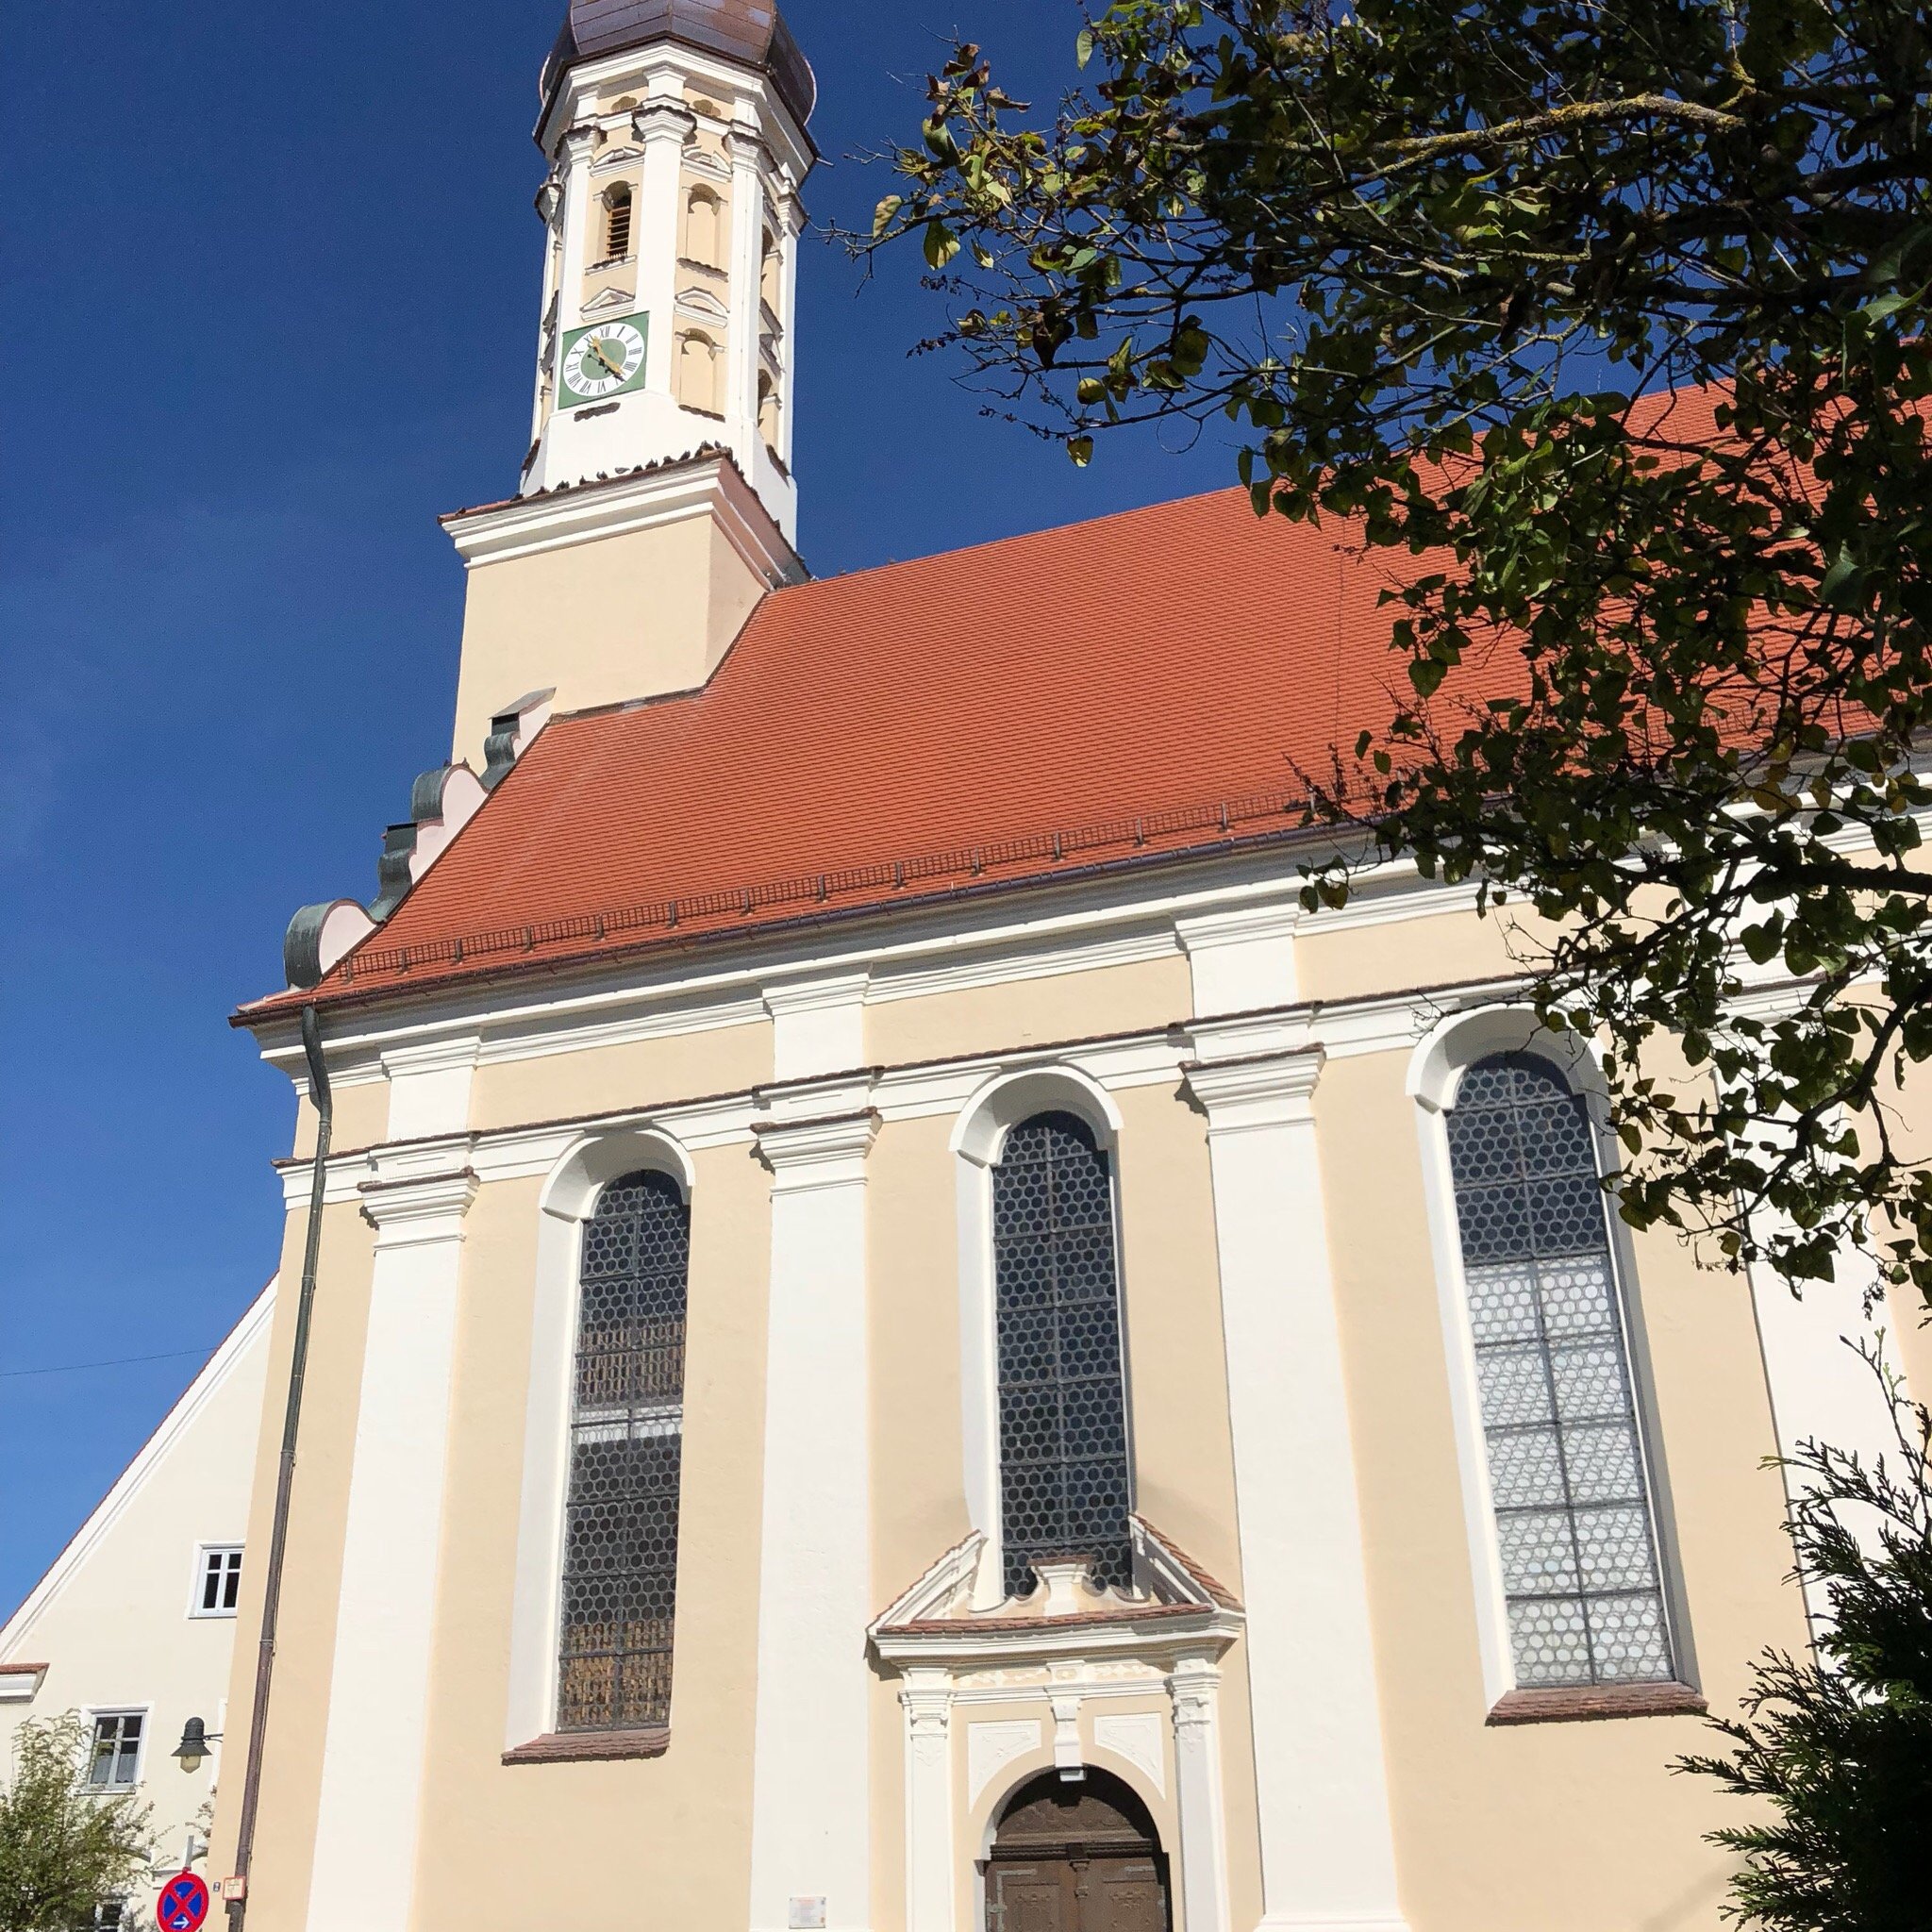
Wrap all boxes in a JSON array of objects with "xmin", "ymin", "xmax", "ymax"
[{"xmin": 541, "ymin": 0, "xmax": 816, "ymax": 132}]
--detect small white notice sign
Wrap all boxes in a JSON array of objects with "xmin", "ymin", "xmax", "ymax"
[{"xmin": 789, "ymin": 1901, "xmax": 826, "ymax": 1930}]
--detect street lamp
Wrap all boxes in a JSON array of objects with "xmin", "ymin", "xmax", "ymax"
[{"xmin": 171, "ymin": 1718, "xmax": 222, "ymax": 1774}]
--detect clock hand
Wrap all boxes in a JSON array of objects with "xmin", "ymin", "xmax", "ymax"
[{"xmin": 589, "ymin": 339, "xmax": 627, "ymax": 380}]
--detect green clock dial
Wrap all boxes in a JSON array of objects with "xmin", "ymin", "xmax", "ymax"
[{"xmin": 559, "ymin": 317, "xmax": 648, "ymax": 402}]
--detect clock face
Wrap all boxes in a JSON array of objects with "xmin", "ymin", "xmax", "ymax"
[{"xmin": 560, "ymin": 319, "xmax": 648, "ymax": 400}]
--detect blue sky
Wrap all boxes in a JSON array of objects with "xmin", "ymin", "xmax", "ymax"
[{"xmin": 0, "ymin": 2, "xmax": 1233, "ymax": 1613}]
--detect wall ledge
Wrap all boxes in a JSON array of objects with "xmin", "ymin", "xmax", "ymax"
[
  {"xmin": 502, "ymin": 1725, "xmax": 670, "ymax": 1764},
  {"xmin": 1488, "ymin": 1682, "xmax": 1707, "ymax": 1726}
]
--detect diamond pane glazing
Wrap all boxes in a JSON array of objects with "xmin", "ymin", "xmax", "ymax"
[
  {"xmin": 1445, "ymin": 1053, "xmax": 1675, "ymax": 1689},
  {"xmin": 558, "ymin": 1168, "xmax": 690, "ymax": 1731},
  {"xmin": 993, "ymin": 1112, "xmax": 1133, "ymax": 1596}
]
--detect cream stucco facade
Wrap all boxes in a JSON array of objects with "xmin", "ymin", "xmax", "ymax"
[
  {"xmin": 202, "ymin": 8, "xmax": 1926, "ymax": 1932},
  {"xmin": 2, "ymin": 1287, "xmax": 275, "ymax": 1910},
  {"xmin": 214, "ymin": 854, "xmax": 1923, "ymax": 1932}
]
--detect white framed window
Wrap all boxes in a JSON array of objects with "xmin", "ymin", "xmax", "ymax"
[
  {"xmin": 556, "ymin": 1168, "xmax": 690, "ymax": 1733},
  {"xmin": 83, "ymin": 1710, "xmax": 145, "ymax": 1790},
  {"xmin": 504, "ymin": 1124, "xmax": 699, "ymax": 1752},
  {"xmin": 191, "ymin": 1544, "xmax": 243, "ymax": 1618},
  {"xmin": 950, "ymin": 1064, "xmax": 1133, "ymax": 1607},
  {"xmin": 1409, "ymin": 1008, "xmax": 1690, "ymax": 1707}
]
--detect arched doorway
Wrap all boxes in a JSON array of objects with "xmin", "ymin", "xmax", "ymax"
[{"xmin": 987, "ymin": 1769, "xmax": 1170, "ymax": 1932}]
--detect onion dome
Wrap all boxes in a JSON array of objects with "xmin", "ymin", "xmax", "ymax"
[{"xmin": 541, "ymin": 0, "xmax": 816, "ymax": 132}]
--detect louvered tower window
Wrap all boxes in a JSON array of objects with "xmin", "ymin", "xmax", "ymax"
[
  {"xmin": 558, "ymin": 1169, "xmax": 689, "ymax": 1731},
  {"xmin": 992, "ymin": 1112, "xmax": 1133, "ymax": 1597},
  {"xmin": 1445, "ymin": 1053, "xmax": 1676, "ymax": 1687},
  {"xmin": 603, "ymin": 183, "xmax": 633, "ymax": 260}
]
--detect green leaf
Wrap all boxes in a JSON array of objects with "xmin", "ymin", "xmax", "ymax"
[{"xmin": 923, "ymin": 221, "xmax": 960, "ymax": 270}]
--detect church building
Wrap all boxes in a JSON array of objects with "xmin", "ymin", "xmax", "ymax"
[{"xmin": 209, "ymin": 7, "xmax": 1926, "ymax": 1932}]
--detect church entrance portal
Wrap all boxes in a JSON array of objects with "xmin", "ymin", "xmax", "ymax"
[{"xmin": 986, "ymin": 1769, "xmax": 1171, "ymax": 1932}]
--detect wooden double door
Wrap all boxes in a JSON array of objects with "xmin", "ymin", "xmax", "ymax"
[{"xmin": 987, "ymin": 1772, "xmax": 1170, "ymax": 1932}]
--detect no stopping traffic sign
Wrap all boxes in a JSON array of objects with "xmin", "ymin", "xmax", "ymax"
[{"xmin": 158, "ymin": 1873, "xmax": 210, "ymax": 1932}]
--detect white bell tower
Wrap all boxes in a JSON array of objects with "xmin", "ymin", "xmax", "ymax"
[
  {"xmin": 440, "ymin": 4, "xmax": 815, "ymax": 773},
  {"xmin": 524, "ymin": 1, "xmax": 815, "ymax": 542}
]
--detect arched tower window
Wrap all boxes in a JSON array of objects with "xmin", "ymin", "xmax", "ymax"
[
  {"xmin": 601, "ymin": 182, "xmax": 634, "ymax": 261},
  {"xmin": 1444, "ymin": 1052, "xmax": 1675, "ymax": 1687},
  {"xmin": 684, "ymin": 186, "xmax": 723, "ymax": 269},
  {"xmin": 760, "ymin": 226, "xmax": 782, "ymax": 310},
  {"xmin": 558, "ymin": 1168, "xmax": 690, "ymax": 1731},
  {"xmin": 758, "ymin": 370, "xmax": 780, "ymax": 449},
  {"xmin": 991, "ymin": 1111, "xmax": 1132, "ymax": 1597},
  {"xmin": 678, "ymin": 331, "xmax": 719, "ymax": 414}
]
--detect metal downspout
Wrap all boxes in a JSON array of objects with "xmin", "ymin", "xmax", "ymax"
[{"xmin": 227, "ymin": 1004, "xmax": 332, "ymax": 1930}]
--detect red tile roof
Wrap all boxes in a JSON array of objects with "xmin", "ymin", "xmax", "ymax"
[{"xmin": 247, "ymin": 485, "xmax": 1424, "ymax": 1017}]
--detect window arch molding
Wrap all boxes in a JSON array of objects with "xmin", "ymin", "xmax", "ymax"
[
  {"xmin": 1405, "ymin": 1006, "xmax": 1693, "ymax": 1710},
  {"xmin": 950, "ymin": 1063, "xmax": 1123, "ymax": 1168},
  {"xmin": 505, "ymin": 1124, "xmax": 695, "ymax": 1750},
  {"xmin": 951, "ymin": 1066, "xmax": 1132, "ymax": 1607},
  {"xmin": 1407, "ymin": 1001, "xmax": 1605, "ymax": 1118}
]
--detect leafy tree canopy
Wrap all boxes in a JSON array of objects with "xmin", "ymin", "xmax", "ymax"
[
  {"xmin": 867, "ymin": 0, "xmax": 1932, "ymax": 1301},
  {"xmin": 0, "ymin": 1716, "xmax": 153, "ymax": 1932}
]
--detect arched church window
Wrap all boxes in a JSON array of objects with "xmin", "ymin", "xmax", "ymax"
[
  {"xmin": 1443, "ymin": 1052, "xmax": 1676, "ymax": 1688},
  {"xmin": 684, "ymin": 186, "xmax": 723, "ymax": 269},
  {"xmin": 678, "ymin": 331, "xmax": 719, "ymax": 414},
  {"xmin": 758, "ymin": 370, "xmax": 780, "ymax": 449},
  {"xmin": 992, "ymin": 1111, "xmax": 1132, "ymax": 1598},
  {"xmin": 601, "ymin": 182, "xmax": 633, "ymax": 261},
  {"xmin": 557, "ymin": 1168, "xmax": 690, "ymax": 1732}
]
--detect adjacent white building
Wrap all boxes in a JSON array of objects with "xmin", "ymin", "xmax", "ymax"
[{"xmin": 1, "ymin": 1285, "xmax": 275, "ymax": 1912}]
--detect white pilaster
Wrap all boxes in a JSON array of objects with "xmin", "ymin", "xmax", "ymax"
[
  {"xmin": 725, "ymin": 125, "xmax": 768, "ymax": 448},
  {"xmin": 1748, "ymin": 1240, "xmax": 1906, "ymax": 1638},
  {"xmin": 531, "ymin": 174, "xmax": 563, "ymax": 441},
  {"xmin": 634, "ymin": 93, "xmax": 694, "ymax": 395},
  {"xmin": 748, "ymin": 1033, "xmax": 877, "ymax": 1932},
  {"xmin": 763, "ymin": 970, "xmax": 870, "ymax": 1082},
  {"xmin": 774, "ymin": 179, "xmax": 803, "ymax": 470},
  {"xmin": 303, "ymin": 1165, "xmax": 477, "ymax": 1932},
  {"xmin": 1169, "ymin": 1657, "xmax": 1233, "ymax": 1932},
  {"xmin": 901, "ymin": 1670, "xmax": 956, "ymax": 1932},
  {"xmin": 1182, "ymin": 1029, "xmax": 1407, "ymax": 1932},
  {"xmin": 556, "ymin": 123, "xmax": 599, "ymax": 335},
  {"xmin": 1175, "ymin": 902, "xmax": 1301, "ymax": 1017}
]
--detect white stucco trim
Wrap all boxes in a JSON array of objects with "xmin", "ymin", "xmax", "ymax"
[
  {"xmin": 247, "ymin": 854, "xmax": 1443, "ymax": 1092},
  {"xmin": 947, "ymin": 1063, "xmax": 1124, "ymax": 1169},
  {"xmin": 747, "ymin": 1086, "xmax": 877, "ymax": 1932},
  {"xmin": 1167, "ymin": 1657, "xmax": 1232, "ymax": 1932},
  {"xmin": 1174, "ymin": 902, "xmax": 1301, "ymax": 1016},
  {"xmin": 902, "ymin": 1670, "xmax": 957, "ymax": 1932},
  {"xmin": 444, "ymin": 449, "xmax": 804, "ymax": 585},
  {"xmin": 1181, "ymin": 1032, "xmax": 1409, "ymax": 1932},
  {"xmin": 0, "ymin": 1284, "xmax": 277, "ymax": 1660},
  {"xmin": 504, "ymin": 1124, "xmax": 696, "ymax": 1751},
  {"xmin": 305, "ymin": 1158, "xmax": 476, "ymax": 1932}
]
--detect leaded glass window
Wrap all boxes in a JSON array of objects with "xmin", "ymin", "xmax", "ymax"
[
  {"xmin": 992, "ymin": 1112, "xmax": 1133, "ymax": 1597},
  {"xmin": 558, "ymin": 1169, "xmax": 689, "ymax": 1731},
  {"xmin": 1445, "ymin": 1052, "xmax": 1676, "ymax": 1688}
]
